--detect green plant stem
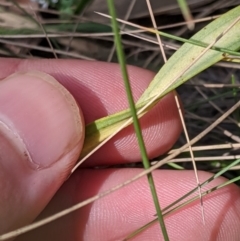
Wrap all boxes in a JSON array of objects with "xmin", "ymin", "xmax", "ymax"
[
  {"xmin": 231, "ymin": 75, "xmax": 240, "ymax": 122},
  {"xmin": 96, "ymin": 12, "xmax": 240, "ymax": 56},
  {"xmin": 177, "ymin": 0, "xmax": 193, "ymax": 29},
  {"xmin": 107, "ymin": 1, "xmax": 169, "ymax": 240}
]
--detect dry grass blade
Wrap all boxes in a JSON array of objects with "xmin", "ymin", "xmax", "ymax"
[
  {"xmin": 146, "ymin": 0, "xmax": 204, "ymax": 224},
  {"xmin": 0, "ymin": 39, "xmax": 94, "ymax": 59},
  {"xmin": 168, "ymin": 143, "xmax": 240, "ymax": 154},
  {"xmin": 29, "ymin": 6, "xmax": 58, "ymax": 59}
]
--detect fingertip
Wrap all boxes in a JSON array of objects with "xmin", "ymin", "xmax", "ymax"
[
  {"xmin": 1, "ymin": 71, "xmax": 84, "ymax": 169},
  {"xmin": 0, "ymin": 71, "xmax": 84, "ymax": 234}
]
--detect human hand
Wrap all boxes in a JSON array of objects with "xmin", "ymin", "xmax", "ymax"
[{"xmin": 0, "ymin": 59, "xmax": 239, "ymax": 241}]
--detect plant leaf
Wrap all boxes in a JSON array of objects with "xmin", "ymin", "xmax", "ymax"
[
  {"xmin": 137, "ymin": 6, "xmax": 240, "ymax": 103},
  {"xmin": 79, "ymin": 6, "xmax": 240, "ymax": 161}
]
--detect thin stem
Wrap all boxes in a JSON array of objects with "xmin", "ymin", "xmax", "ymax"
[{"xmin": 107, "ymin": 0, "xmax": 169, "ymax": 240}]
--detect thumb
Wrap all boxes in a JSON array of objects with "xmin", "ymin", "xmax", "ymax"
[{"xmin": 0, "ymin": 71, "xmax": 84, "ymax": 234}]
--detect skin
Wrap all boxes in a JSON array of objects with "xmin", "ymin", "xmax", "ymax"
[{"xmin": 0, "ymin": 58, "xmax": 239, "ymax": 241}]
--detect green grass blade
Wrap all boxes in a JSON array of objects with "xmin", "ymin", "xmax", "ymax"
[
  {"xmin": 79, "ymin": 6, "xmax": 240, "ymax": 160},
  {"xmin": 107, "ymin": 1, "xmax": 169, "ymax": 240},
  {"xmin": 138, "ymin": 6, "xmax": 240, "ymax": 102},
  {"xmin": 231, "ymin": 74, "xmax": 240, "ymax": 122},
  {"xmin": 177, "ymin": 0, "xmax": 194, "ymax": 30},
  {"xmin": 96, "ymin": 11, "xmax": 240, "ymax": 57},
  {"xmin": 167, "ymin": 162, "xmax": 184, "ymax": 170}
]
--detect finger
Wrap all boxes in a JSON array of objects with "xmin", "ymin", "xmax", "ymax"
[
  {"xmin": 16, "ymin": 169, "xmax": 240, "ymax": 241},
  {"xmin": 0, "ymin": 71, "xmax": 84, "ymax": 234},
  {"xmin": 0, "ymin": 59, "xmax": 182, "ymax": 165}
]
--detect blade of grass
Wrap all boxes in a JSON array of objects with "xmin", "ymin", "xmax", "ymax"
[
  {"xmin": 146, "ymin": 0, "xmax": 204, "ymax": 222},
  {"xmin": 174, "ymin": 92, "xmax": 206, "ymax": 222},
  {"xmin": 231, "ymin": 74, "xmax": 240, "ymax": 122},
  {"xmin": 137, "ymin": 12, "xmax": 240, "ymax": 103},
  {"xmin": 193, "ymin": 84, "xmax": 240, "ymax": 127},
  {"xmin": 169, "ymin": 143, "xmax": 240, "ymax": 154},
  {"xmin": 186, "ymin": 88, "xmax": 240, "ymax": 110},
  {"xmin": 95, "ymin": 11, "xmax": 240, "ymax": 56},
  {"xmin": 75, "ymin": 6, "xmax": 240, "ymax": 167},
  {"xmin": 177, "ymin": 0, "xmax": 194, "ymax": 30},
  {"xmin": 0, "ymin": 39, "xmax": 94, "ymax": 60},
  {"xmin": 107, "ymin": 1, "xmax": 169, "ymax": 240},
  {"xmin": 30, "ymin": 6, "xmax": 58, "ymax": 59}
]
